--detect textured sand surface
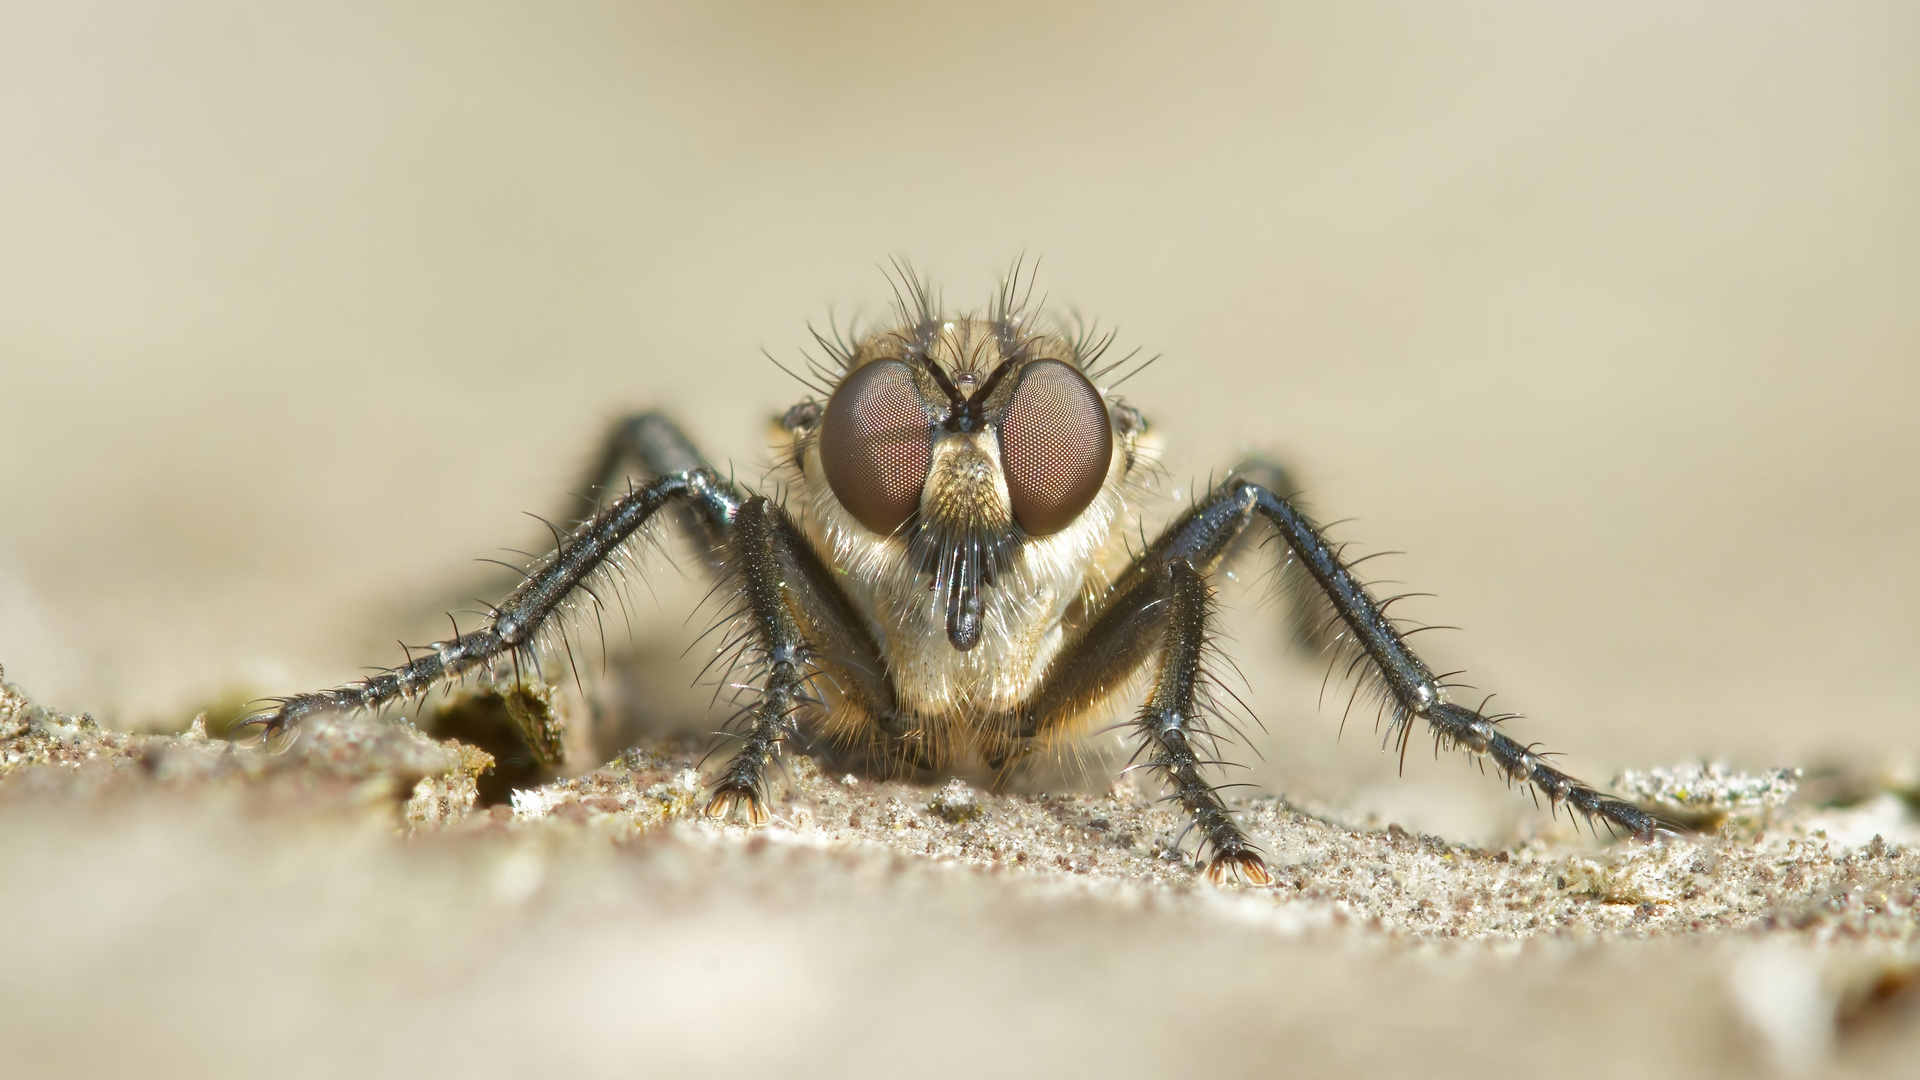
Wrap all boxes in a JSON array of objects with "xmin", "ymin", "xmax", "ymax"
[{"xmin": 4, "ymin": 673, "xmax": 1917, "ymax": 1079}]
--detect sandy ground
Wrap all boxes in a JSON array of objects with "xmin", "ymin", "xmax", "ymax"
[
  {"xmin": 3, "ymin": 3, "xmax": 1918, "ymax": 1077},
  {"xmin": 4, "ymin": 672, "xmax": 1919, "ymax": 1079}
]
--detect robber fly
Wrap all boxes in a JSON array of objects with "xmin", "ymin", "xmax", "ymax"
[{"xmin": 244, "ymin": 266, "xmax": 1657, "ymax": 882}]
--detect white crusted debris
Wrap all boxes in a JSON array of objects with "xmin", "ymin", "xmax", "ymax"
[
  {"xmin": 1612, "ymin": 761, "xmax": 1799, "ymax": 825},
  {"xmin": 928, "ymin": 778, "xmax": 982, "ymax": 823},
  {"xmin": 510, "ymin": 786, "xmax": 560, "ymax": 820}
]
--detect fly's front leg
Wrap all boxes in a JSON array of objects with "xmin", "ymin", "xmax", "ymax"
[
  {"xmin": 1002, "ymin": 488, "xmax": 1273, "ymax": 882},
  {"xmin": 999, "ymin": 551, "xmax": 1267, "ymax": 883},
  {"xmin": 703, "ymin": 495, "xmax": 898, "ymax": 823},
  {"xmin": 701, "ymin": 498, "xmax": 817, "ymax": 823},
  {"xmin": 1137, "ymin": 560, "xmax": 1271, "ymax": 883}
]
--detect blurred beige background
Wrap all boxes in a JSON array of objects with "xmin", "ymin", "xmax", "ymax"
[{"xmin": 2, "ymin": 1, "xmax": 1916, "ymax": 837}]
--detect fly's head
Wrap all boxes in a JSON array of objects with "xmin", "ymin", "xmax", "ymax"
[{"xmin": 783, "ymin": 303, "xmax": 1147, "ymax": 653}]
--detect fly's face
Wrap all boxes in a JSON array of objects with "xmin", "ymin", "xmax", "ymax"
[{"xmin": 787, "ymin": 314, "xmax": 1144, "ymax": 676}]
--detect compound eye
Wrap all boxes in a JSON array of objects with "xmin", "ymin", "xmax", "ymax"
[
  {"xmin": 819, "ymin": 359, "xmax": 933, "ymax": 535},
  {"xmin": 999, "ymin": 359, "xmax": 1113, "ymax": 535}
]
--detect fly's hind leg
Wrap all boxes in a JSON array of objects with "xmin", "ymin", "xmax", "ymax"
[
  {"xmin": 574, "ymin": 412, "xmax": 734, "ymax": 575},
  {"xmin": 583, "ymin": 413, "xmax": 714, "ymax": 494}
]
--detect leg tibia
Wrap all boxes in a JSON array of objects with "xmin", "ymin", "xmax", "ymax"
[
  {"xmin": 700, "ymin": 497, "xmax": 811, "ymax": 820},
  {"xmin": 1136, "ymin": 561, "xmax": 1270, "ymax": 884},
  {"xmin": 700, "ymin": 496, "xmax": 898, "ymax": 820}
]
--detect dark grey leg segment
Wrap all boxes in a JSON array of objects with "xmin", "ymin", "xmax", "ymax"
[
  {"xmin": 582, "ymin": 412, "xmax": 714, "ymax": 495},
  {"xmin": 240, "ymin": 468, "xmax": 740, "ymax": 742},
  {"xmin": 704, "ymin": 499, "xmax": 814, "ymax": 821},
  {"xmin": 1136, "ymin": 560, "xmax": 1271, "ymax": 884}
]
